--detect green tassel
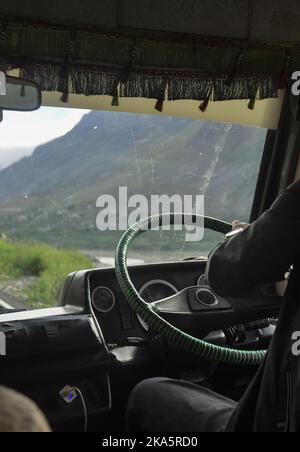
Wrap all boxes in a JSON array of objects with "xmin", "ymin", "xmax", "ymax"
[
  {"xmin": 248, "ymin": 97, "xmax": 256, "ymax": 110},
  {"xmin": 248, "ymin": 85, "xmax": 258, "ymax": 111},
  {"xmin": 111, "ymin": 91, "xmax": 119, "ymax": 107}
]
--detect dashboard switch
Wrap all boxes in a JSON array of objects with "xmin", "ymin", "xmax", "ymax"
[{"xmin": 119, "ymin": 303, "xmax": 134, "ymax": 330}]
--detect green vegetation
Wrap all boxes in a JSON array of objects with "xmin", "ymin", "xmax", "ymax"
[{"xmin": 0, "ymin": 238, "xmax": 92, "ymax": 309}]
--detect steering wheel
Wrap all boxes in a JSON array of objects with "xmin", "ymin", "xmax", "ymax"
[{"xmin": 115, "ymin": 214, "xmax": 279, "ymax": 366}]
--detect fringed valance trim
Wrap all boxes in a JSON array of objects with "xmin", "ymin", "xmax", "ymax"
[
  {"xmin": 0, "ymin": 14, "xmax": 289, "ymax": 112},
  {"xmin": 19, "ymin": 61, "xmax": 280, "ymax": 112}
]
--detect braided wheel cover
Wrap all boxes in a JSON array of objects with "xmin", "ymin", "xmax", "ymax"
[{"xmin": 115, "ymin": 214, "xmax": 266, "ymax": 366}]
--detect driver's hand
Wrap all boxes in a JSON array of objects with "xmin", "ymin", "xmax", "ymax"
[{"xmin": 232, "ymin": 220, "xmax": 249, "ymax": 231}]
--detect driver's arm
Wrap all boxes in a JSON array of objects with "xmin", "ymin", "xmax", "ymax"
[{"xmin": 205, "ymin": 180, "xmax": 300, "ymax": 296}]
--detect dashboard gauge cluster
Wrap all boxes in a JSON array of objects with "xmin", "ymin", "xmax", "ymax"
[{"xmin": 88, "ymin": 260, "xmax": 209, "ymax": 340}]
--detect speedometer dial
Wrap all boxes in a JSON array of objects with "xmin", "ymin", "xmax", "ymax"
[
  {"xmin": 92, "ymin": 286, "xmax": 115, "ymax": 313},
  {"xmin": 139, "ymin": 279, "xmax": 178, "ymax": 303}
]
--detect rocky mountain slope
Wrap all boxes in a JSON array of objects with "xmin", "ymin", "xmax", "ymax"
[{"xmin": 0, "ymin": 110, "xmax": 266, "ymax": 254}]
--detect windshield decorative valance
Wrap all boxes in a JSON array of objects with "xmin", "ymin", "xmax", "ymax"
[{"xmin": 0, "ymin": 15, "xmax": 298, "ymax": 111}]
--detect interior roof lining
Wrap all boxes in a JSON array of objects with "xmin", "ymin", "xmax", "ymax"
[{"xmin": 1, "ymin": 0, "xmax": 300, "ymax": 42}]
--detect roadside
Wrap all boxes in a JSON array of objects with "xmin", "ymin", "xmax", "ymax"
[{"xmin": 0, "ymin": 276, "xmax": 37, "ymax": 309}]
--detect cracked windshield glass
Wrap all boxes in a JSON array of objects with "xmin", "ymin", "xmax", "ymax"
[{"xmin": 0, "ymin": 108, "xmax": 267, "ymax": 311}]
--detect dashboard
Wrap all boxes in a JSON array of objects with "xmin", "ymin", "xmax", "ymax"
[
  {"xmin": 0, "ymin": 259, "xmax": 279, "ymax": 431},
  {"xmin": 85, "ymin": 259, "xmax": 279, "ymax": 352},
  {"xmin": 88, "ymin": 260, "xmax": 207, "ymax": 344}
]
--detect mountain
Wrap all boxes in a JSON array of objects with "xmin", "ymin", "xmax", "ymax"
[
  {"xmin": 0, "ymin": 145, "xmax": 34, "ymax": 169},
  {"xmin": 0, "ymin": 110, "xmax": 266, "ymax": 254}
]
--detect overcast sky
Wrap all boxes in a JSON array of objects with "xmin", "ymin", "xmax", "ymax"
[{"xmin": 0, "ymin": 107, "xmax": 89, "ymax": 169}]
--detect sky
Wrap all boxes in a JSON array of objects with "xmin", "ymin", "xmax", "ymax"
[{"xmin": 0, "ymin": 107, "xmax": 89, "ymax": 169}]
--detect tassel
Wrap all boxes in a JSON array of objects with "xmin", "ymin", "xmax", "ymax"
[
  {"xmin": 59, "ymin": 62, "xmax": 70, "ymax": 103},
  {"xmin": 111, "ymin": 89, "xmax": 119, "ymax": 107},
  {"xmin": 248, "ymin": 97, "xmax": 256, "ymax": 110},
  {"xmin": 199, "ymin": 83, "xmax": 213, "ymax": 112},
  {"xmin": 199, "ymin": 97, "xmax": 210, "ymax": 112},
  {"xmin": 59, "ymin": 71, "xmax": 70, "ymax": 103},
  {"xmin": 248, "ymin": 82, "xmax": 258, "ymax": 110},
  {"xmin": 59, "ymin": 31, "xmax": 76, "ymax": 104},
  {"xmin": 155, "ymin": 97, "xmax": 164, "ymax": 112},
  {"xmin": 60, "ymin": 91, "xmax": 69, "ymax": 103},
  {"xmin": 155, "ymin": 79, "xmax": 168, "ymax": 112}
]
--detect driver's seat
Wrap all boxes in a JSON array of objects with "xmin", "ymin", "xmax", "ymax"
[
  {"xmin": 126, "ymin": 264, "xmax": 299, "ymax": 434},
  {"xmin": 126, "ymin": 265, "xmax": 300, "ymax": 433}
]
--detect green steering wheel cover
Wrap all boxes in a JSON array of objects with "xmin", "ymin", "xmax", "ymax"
[{"xmin": 115, "ymin": 214, "xmax": 266, "ymax": 366}]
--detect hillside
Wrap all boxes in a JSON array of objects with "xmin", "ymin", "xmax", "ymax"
[{"xmin": 0, "ymin": 110, "xmax": 266, "ymax": 257}]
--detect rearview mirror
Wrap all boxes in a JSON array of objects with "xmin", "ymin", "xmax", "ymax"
[{"xmin": 0, "ymin": 74, "xmax": 41, "ymax": 112}]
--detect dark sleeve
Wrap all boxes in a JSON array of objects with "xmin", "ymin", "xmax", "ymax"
[{"xmin": 206, "ymin": 180, "xmax": 300, "ymax": 296}]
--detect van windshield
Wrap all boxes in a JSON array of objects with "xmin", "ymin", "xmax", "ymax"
[{"xmin": 0, "ymin": 107, "xmax": 267, "ymax": 310}]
